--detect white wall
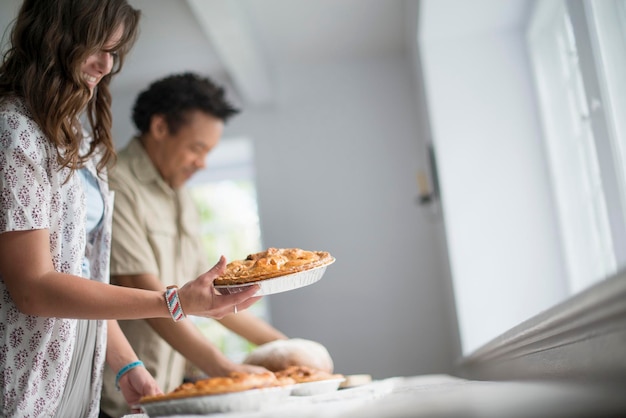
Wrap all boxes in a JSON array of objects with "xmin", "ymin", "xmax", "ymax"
[
  {"xmin": 0, "ymin": 0, "xmax": 20, "ymax": 48},
  {"xmin": 419, "ymin": 0, "xmax": 568, "ymax": 354},
  {"xmin": 223, "ymin": 55, "xmax": 460, "ymax": 378}
]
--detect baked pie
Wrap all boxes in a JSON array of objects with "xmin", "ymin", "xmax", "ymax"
[
  {"xmin": 214, "ymin": 247, "xmax": 335, "ymax": 286},
  {"xmin": 274, "ymin": 365, "xmax": 344, "ymax": 384},
  {"xmin": 140, "ymin": 371, "xmax": 294, "ymax": 403}
]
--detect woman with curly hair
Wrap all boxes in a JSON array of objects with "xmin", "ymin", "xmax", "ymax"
[{"xmin": 0, "ymin": 1, "xmax": 260, "ymax": 416}]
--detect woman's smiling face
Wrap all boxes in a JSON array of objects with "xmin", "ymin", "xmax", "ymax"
[{"xmin": 80, "ymin": 25, "xmax": 123, "ymax": 94}]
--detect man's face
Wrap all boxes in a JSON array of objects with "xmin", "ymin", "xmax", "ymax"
[{"xmin": 152, "ymin": 110, "xmax": 224, "ymax": 189}]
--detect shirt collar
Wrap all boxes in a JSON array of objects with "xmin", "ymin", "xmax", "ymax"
[{"xmin": 127, "ymin": 137, "xmax": 174, "ymax": 195}]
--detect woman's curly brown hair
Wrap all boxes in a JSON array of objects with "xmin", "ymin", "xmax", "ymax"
[{"xmin": 0, "ymin": 0, "xmax": 140, "ymax": 175}]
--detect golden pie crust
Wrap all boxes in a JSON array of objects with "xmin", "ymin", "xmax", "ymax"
[
  {"xmin": 274, "ymin": 365, "xmax": 344, "ymax": 384},
  {"xmin": 214, "ymin": 248, "xmax": 334, "ymax": 286},
  {"xmin": 140, "ymin": 371, "xmax": 294, "ymax": 403}
]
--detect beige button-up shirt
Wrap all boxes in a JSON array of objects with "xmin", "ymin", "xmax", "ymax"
[{"xmin": 100, "ymin": 138, "xmax": 210, "ymax": 417}]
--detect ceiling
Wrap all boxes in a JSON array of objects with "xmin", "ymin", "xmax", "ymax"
[
  {"xmin": 115, "ymin": 0, "xmax": 410, "ymax": 106},
  {"xmin": 0, "ymin": 0, "xmax": 410, "ymax": 107},
  {"xmin": 0, "ymin": 0, "xmax": 533, "ymax": 107}
]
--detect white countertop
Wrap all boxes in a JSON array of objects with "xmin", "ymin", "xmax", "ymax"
[{"xmin": 130, "ymin": 374, "xmax": 626, "ymax": 418}]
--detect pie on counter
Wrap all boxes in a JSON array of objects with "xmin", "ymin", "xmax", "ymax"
[
  {"xmin": 214, "ymin": 247, "xmax": 335, "ymax": 286},
  {"xmin": 140, "ymin": 371, "xmax": 295, "ymax": 404},
  {"xmin": 274, "ymin": 365, "xmax": 344, "ymax": 384}
]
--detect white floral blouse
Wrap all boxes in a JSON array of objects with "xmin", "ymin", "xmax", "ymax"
[{"xmin": 0, "ymin": 96, "xmax": 113, "ymax": 417}]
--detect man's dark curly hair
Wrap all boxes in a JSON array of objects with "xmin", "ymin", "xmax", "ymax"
[{"xmin": 132, "ymin": 72, "xmax": 239, "ymax": 135}]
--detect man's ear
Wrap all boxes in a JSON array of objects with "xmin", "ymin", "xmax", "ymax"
[{"xmin": 149, "ymin": 115, "xmax": 169, "ymax": 141}]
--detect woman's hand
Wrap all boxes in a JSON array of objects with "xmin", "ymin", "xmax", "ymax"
[
  {"xmin": 177, "ymin": 256, "xmax": 262, "ymax": 318},
  {"xmin": 118, "ymin": 366, "xmax": 162, "ymax": 413}
]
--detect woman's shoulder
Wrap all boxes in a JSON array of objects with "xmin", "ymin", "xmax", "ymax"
[
  {"xmin": 0, "ymin": 95, "xmax": 35, "ymax": 123},
  {"xmin": 0, "ymin": 96, "xmax": 52, "ymax": 161},
  {"xmin": 1, "ymin": 96, "xmax": 45, "ymax": 139}
]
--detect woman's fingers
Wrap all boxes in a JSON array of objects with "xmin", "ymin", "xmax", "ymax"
[
  {"xmin": 211, "ymin": 286, "xmax": 262, "ymax": 317},
  {"xmin": 207, "ymin": 255, "xmax": 227, "ymax": 278},
  {"xmin": 194, "ymin": 255, "xmax": 230, "ymax": 287},
  {"xmin": 229, "ymin": 293, "xmax": 263, "ymax": 311},
  {"xmin": 179, "ymin": 262, "xmax": 262, "ymax": 318}
]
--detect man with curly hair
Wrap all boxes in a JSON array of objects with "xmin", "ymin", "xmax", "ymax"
[{"xmin": 99, "ymin": 73, "xmax": 289, "ymax": 418}]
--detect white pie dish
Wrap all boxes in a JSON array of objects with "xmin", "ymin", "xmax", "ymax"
[
  {"xmin": 139, "ymin": 385, "xmax": 292, "ymax": 416},
  {"xmin": 214, "ymin": 259, "xmax": 335, "ymax": 296}
]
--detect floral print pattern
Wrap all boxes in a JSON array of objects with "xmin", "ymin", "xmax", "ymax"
[{"xmin": 0, "ymin": 97, "xmax": 113, "ymax": 417}]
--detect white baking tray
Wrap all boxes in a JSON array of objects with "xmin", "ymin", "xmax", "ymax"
[{"xmin": 215, "ymin": 259, "xmax": 335, "ymax": 297}]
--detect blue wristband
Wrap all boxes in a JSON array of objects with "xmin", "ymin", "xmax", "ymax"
[{"xmin": 115, "ymin": 360, "xmax": 144, "ymax": 391}]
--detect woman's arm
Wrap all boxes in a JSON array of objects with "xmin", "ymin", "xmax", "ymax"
[
  {"xmin": 0, "ymin": 229, "xmax": 260, "ymax": 320},
  {"xmin": 114, "ymin": 272, "xmax": 269, "ymax": 377},
  {"xmin": 106, "ymin": 320, "xmax": 162, "ymax": 410}
]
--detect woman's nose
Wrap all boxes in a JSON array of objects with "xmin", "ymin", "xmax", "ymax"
[{"xmin": 95, "ymin": 51, "xmax": 115, "ymax": 73}]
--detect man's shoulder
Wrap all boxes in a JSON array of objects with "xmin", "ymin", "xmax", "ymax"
[
  {"xmin": 108, "ymin": 150, "xmax": 145, "ymax": 221},
  {"xmin": 110, "ymin": 141, "xmax": 140, "ymax": 183},
  {"xmin": 109, "ymin": 158, "xmax": 133, "ymax": 187},
  {"xmin": 113, "ymin": 140, "xmax": 137, "ymax": 166}
]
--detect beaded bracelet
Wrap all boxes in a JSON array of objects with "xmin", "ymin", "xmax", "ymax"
[
  {"xmin": 115, "ymin": 360, "xmax": 144, "ymax": 391},
  {"xmin": 165, "ymin": 285, "xmax": 186, "ymax": 322}
]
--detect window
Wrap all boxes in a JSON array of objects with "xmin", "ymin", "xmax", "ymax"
[
  {"xmin": 527, "ymin": 0, "xmax": 626, "ymax": 294},
  {"xmin": 184, "ymin": 137, "xmax": 269, "ymax": 379},
  {"xmin": 589, "ymin": 0, "xmax": 626, "ymax": 222},
  {"xmin": 419, "ymin": 0, "xmax": 626, "ymax": 370}
]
